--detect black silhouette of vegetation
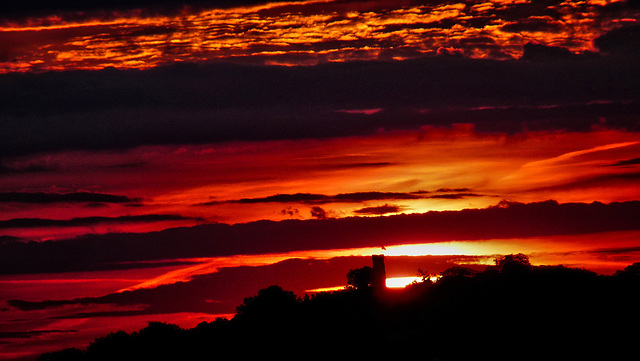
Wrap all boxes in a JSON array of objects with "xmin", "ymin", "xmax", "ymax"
[
  {"xmin": 346, "ymin": 265, "xmax": 374, "ymax": 289},
  {"xmin": 38, "ymin": 255, "xmax": 640, "ymax": 360}
]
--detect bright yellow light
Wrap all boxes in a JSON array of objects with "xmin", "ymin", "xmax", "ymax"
[
  {"xmin": 386, "ymin": 276, "xmax": 422, "ymax": 288},
  {"xmin": 305, "ymin": 286, "xmax": 346, "ymax": 293},
  {"xmin": 119, "ymin": 229, "xmax": 640, "ymax": 293},
  {"xmin": 383, "ymin": 243, "xmax": 471, "ymax": 256},
  {"xmin": 386, "ymin": 275, "xmax": 441, "ymax": 288}
]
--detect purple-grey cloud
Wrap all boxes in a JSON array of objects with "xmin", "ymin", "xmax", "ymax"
[
  {"xmin": 201, "ymin": 189, "xmax": 487, "ymax": 206},
  {"xmin": 353, "ymin": 204, "xmax": 405, "ymax": 215},
  {"xmin": 203, "ymin": 191, "xmax": 426, "ymax": 206}
]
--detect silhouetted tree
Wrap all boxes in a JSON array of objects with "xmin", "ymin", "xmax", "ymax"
[
  {"xmin": 86, "ymin": 330, "xmax": 132, "ymax": 358},
  {"xmin": 235, "ymin": 285, "xmax": 298, "ymax": 318},
  {"xmin": 440, "ymin": 265, "xmax": 478, "ymax": 279},
  {"xmin": 346, "ymin": 266, "xmax": 373, "ymax": 289},
  {"xmin": 614, "ymin": 262, "xmax": 640, "ymax": 278},
  {"xmin": 494, "ymin": 253, "xmax": 532, "ymax": 274},
  {"xmin": 417, "ymin": 268, "xmax": 434, "ymax": 284},
  {"xmin": 39, "ymin": 348, "xmax": 85, "ymax": 361}
]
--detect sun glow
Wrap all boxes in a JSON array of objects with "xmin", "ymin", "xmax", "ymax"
[
  {"xmin": 382, "ymin": 243, "xmax": 473, "ymax": 257},
  {"xmin": 117, "ymin": 243, "xmax": 478, "ymax": 293},
  {"xmin": 306, "ymin": 276, "xmax": 440, "ymax": 291},
  {"xmin": 305, "ymin": 285, "xmax": 346, "ymax": 293},
  {"xmin": 386, "ymin": 276, "xmax": 423, "ymax": 288}
]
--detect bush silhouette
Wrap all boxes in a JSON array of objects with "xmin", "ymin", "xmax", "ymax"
[{"xmin": 235, "ymin": 285, "xmax": 298, "ymax": 319}]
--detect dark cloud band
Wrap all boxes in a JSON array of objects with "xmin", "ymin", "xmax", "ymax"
[
  {"xmin": 200, "ymin": 189, "xmax": 485, "ymax": 206},
  {"xmin": 2, "ymin": 200, "xmax": 639, "ymax": 275},
  {"xmin": 353, "ymin": 204, "xmax": 405, "ymax": 215},
  {"xmin": 0, "ymin": 0, "xmax": 303, "ymax": 20},
  {"xmin": 1, "ymin": 53, "xmax": 639, "ymax": 157},
  {"xmin": 0, "ymin": 214, "xmax": 198, "ymax": 229},
  {"xmin": 0, "ymin": 192, "xmax": 140, "ymax": 204}
]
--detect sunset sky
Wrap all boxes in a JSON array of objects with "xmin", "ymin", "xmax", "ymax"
[{"xmin": 1, "ymin": 0, "xmax": 640, "ymax": 359}]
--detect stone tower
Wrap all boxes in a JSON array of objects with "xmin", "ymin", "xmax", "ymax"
[{"xmin": 372, "ymin": 254, "xmax": 386, "ymax": 289}]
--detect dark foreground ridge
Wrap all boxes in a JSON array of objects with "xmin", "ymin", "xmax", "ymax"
[{"xmin": 39, "ymin": 257, "xmax": 640, "ymax": 361}]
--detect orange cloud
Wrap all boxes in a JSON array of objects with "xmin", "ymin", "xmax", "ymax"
[
  {"xmin": 2, "ymin": 127, "xmax": 638, "ymax": 238},
  {"xmin": 1, "ymin": 0, "xmax": 637, "ymax": 72}
]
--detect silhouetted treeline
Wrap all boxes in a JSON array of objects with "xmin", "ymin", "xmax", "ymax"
[{"xmin": 39, "ymin": 258, "xmax": 640, "ymax": 360}]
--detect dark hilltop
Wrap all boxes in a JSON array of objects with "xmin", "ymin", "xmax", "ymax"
[{"xmin": 38, "ymin": 254, "xmax": 640, "ymax": 360}]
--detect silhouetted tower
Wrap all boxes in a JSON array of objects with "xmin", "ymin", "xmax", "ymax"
[{"xmin": 372, "ymin": 254, "xmax": 386, "ymax": 289}]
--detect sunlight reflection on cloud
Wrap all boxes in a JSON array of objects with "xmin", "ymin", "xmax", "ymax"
[{"xmin": 1, "ymin": 0, "xmax": 638, "ymax": 72}]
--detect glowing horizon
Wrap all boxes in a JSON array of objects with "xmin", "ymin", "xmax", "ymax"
[{"xmin": 91, "ymin": 229, "xmax": 640, "ymax": 295}]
